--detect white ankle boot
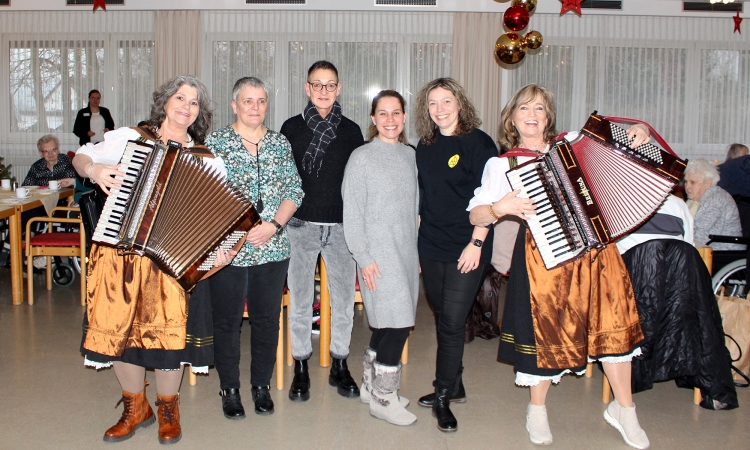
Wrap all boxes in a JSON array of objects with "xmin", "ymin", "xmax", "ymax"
[
  {"xmin": 526, "ymin": 403, "xmax": 553, "ymax": 445},
  {"xmin": 369, "ymin": 362, "xmax": 416, "ymax": 426},
  {"xmin": 604, "ymin": 399, "xmax": 650, "ymax": 449},
  {"xmin": 360, "ymin": 348, "xmax": 408, "ymax": 407}
]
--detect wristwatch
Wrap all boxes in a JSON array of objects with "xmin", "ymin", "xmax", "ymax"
[
  {"xmin": 473, "ymin": 239, "xmax": 483, "ymax": 247},
  {"xmin": 269, "ymin": 219, "xmax": 283, "ymax": 235}
]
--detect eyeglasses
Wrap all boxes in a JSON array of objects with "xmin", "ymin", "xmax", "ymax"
[
  {"xmin": 308, "ymin": 82, "xmax": 339, "ymax": 92},
  {"xmin": 41, "ymin": 148, "xmax": 59, "ymax": 155}
]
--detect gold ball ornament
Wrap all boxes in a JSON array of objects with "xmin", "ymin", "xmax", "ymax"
[
  {"xmin": 512, "ymin": 0, "xmax": 537, "ymax": 14},
  {"xmin": 495, "ymin": 32, "xmax": 527, "ymax": 65},
  {"xmin": 524, "ymin": 30, "xmax": 543, "ymax": 50}
]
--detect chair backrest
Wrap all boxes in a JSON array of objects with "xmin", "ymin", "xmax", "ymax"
[{"xmin": 734, "ymin": 195, "xmax": 750, "ymax": 239}]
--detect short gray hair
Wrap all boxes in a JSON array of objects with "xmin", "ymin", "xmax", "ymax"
[
  {"xmin": 37, "ymin": 134, "xmax": 59, "ymax": 152},
  {"xmin": 232, "ymin": 77, "xmax": 268, "ymax": 103},
  {"xmin": 685, "ymin": 158, "xmax": 720, "ymax": 186}
]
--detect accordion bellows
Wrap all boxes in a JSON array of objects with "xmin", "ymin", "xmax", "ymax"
[
  {"xmin": 93, "ymin": 139, "xmax": 260, "ymax": 290},
  {"xmin": 507, "ymin": 113, "xmax": 687, "ymax": 270}
]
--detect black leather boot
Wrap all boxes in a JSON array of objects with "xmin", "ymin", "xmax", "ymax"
[
  {"xmin": 418, "ymin": 367, "xmax": 467, "ymax": 407},
  {"xmin": 251, "ymin": 385, "xmax": 274, "ymax": 415},
  {"xmin": 432, "ymin": 387, "xmax": 458, "ymax": 432},
  {"xmin": 220, "ymin": 388, "xmax": 246, "ymax": 419},
  {"xmin": 289, "ymin": 359, "xmax": 310, "ymax": 402},
  {"xmin": 329, "ymin": 357, "xmax": 360, "ymax": 398}
]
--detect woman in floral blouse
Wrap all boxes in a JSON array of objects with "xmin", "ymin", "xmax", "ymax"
[{"xmin": 206, "ymin": 76, "xmax": 304, "ymax": 420}]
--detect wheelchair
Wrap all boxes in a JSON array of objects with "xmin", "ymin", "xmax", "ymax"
[{"xmin": 710, "ymin": 195, "xmax": 750, "ymax": 296}]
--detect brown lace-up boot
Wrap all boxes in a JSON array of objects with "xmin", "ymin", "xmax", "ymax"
[
  {"xmin": 155, "ymin": 394, "xmax": 182, "ymax": 444},
  {"xmin": 103, "ymin": 389, "xmax": 155, "ymax": 442}
]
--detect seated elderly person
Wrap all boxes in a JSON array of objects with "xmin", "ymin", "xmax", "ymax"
[
  {"xmin": 718, "ymin": 144, "xmax": 750, "ymax": 198},
  {"xmin": 684, "ymin": 158, "xmax": 744, "ymax": 251},
  {"xmin": 22, "ymin": 134, "xmax": 76, "ymax": 188}
]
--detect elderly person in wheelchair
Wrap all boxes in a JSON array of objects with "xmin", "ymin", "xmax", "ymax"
[{"xmin": 684, "ymin": 159, "xmax": 744, "ymax": 252}]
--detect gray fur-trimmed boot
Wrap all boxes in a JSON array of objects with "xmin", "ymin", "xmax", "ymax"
[
  {"xmin": 360, "ymin": 348, "xmax": 409, "ymax": 407},
  {"xmin": 369, "ymin": 362, "xmax": 416, "ymax": 426}
]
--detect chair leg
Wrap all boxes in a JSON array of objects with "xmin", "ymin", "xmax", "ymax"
[
  {"xmin": 585, "ymin": 362, "xmax": 594, "ymax": 378},
  {"xmin": 602, "ymin": 373, "xmax": 612, "ymax": 403},
  {"xmin": 46, "ymin": 256, "xmax": 52, "ymax": 290},
  {"xmin": 27, "ymin": 252, "xmax": 34, "ymax": 305},
  {"xmin": 189, "ymin": 371, "xmax": 197, "ymax": 386},
  {"xmin": 401, "ymin": 337, "xmax": 409, "ymax": 364},
  {"xmin": 319, "ymin": 258, "xmax": 331, "ymax": 368},
  {"xmin": 80, "ymin": 254, "xmax": 87, "ymax": 306},
  {"xmin": 693, "ymin": 388, "xmax": 701, "ymax": 404},
  {"xmin": 276, "ymin": 305, "xmax": 284, "ymax": 390},
  {"xmin": 286, "ymin": 303, "xmax": 292, "ymax": 367}
]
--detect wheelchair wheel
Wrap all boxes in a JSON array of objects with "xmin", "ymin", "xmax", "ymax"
[
  {"xmin": 52, "ymin": 263, "xmax": 76, "ymax": 287},
  {"xmin": 712, "ymin": 258, "xmax": 747, "ymax": 297}
]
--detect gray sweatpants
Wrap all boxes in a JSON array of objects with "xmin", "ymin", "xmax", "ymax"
[{"xmin": 286, "ymin": 217, "xmax": 356, "ymax": 360}]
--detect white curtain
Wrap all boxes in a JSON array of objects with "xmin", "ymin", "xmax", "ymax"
[
  {"xmin": 154, "ymin": 11, "xmax": 202, "ymax": 87},
  {"xmin": 452, "ymin": 13, "xmax": 504, "ymax": 141},
  {"xmin": 0, "ymin": 11, "xmax": 154, "ymax": 180},
  {"xmin": 202, "ymin": 11, "xmax": 454, "ymax": 141},
  {"xmin": 505, "ymin": 14, "xmax": 750, "ymax": 160}
]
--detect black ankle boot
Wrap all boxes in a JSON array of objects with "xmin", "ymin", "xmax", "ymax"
[
  {"xmin": 432, "ymin": 387, "xmax": 458, "ymax": 432},
  {"xmin": 329, "ymin": 357, "xmax": 360, "ymax": 398},
  {"xmin": 220, "ymin": 388, "xmax": 246, "ymax": 420},
  {"xmin": 289, "ymin": 359, "xmax": 310, "ymax": 402},
  {"xmin": 418, "ymin": 379, "xmax": 466, "ymax": 407},
  {"xmin": 251, "ymin": 385, "xmax": 274, "ymax": 415}
]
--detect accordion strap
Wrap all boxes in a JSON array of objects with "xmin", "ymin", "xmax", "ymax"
[{"xmin": 603, "ymin": 116, "xmax": 677, "ymax": 157}]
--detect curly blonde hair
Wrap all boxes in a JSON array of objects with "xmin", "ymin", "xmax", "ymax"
[
  {"xmin": 414, "ymin": 78, "xmax": 481, "ymax": 146},
  {"xmin": 498, "ymin": 84, "xmax": 557, "ymax": 152}
]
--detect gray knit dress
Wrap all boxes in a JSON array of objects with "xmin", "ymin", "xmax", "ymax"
[{"xmin": 342, "ymin": 138, "xmax": 419, "ymax": 329}]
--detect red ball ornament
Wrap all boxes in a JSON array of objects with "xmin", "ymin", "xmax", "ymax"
[
  {"xmin": 495, "ymin": 32, "xmax": 527, "ymax": 65},
  {"xmin": 504, "ymin": 5, "xmax": 531, "ymax": 32}
]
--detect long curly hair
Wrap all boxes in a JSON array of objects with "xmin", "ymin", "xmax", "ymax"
[
  {"xmin": 414, "ymin": 78, "xmax": 481, "ymax": 146},
  {"xmin": 147, "ymin": 75, "xmax": 213, "ymax": 144},
  {"xmin": 367, "ymin": 90, "xmax": 409, "ymax": 145},
  {"xmin": 498, "ymin": 84, "xmax": 557, "ymax": 152}
]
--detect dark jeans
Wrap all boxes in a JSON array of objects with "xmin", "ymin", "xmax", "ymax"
[
  {"xmin": 210, "ymin": 259, "xmax": 289, "ymax": 389},
  {"xmin": 369, "ymin": 327, "xmax": 410, "ymax": 366},
  {"xmin": 420, "ymin": 256, "xmax": 487, "ymax": 390}
]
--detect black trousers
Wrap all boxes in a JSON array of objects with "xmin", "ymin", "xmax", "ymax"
[
  {"xmin": 369, "ymin": 327, "xmax": 410, "ymax": 366},
  {"xmin": 420, "ymin": 256, "xmax": 486, "ymax": 390},
  {"xmin": 210, "ymin": 259, "xmax": 289, "ymax": 389}
]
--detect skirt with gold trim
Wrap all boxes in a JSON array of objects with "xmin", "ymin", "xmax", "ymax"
[
  {"xmin": 81, "ymin": 278, "xmax": 214, "ymax": 370},
  {"xmin": 498, "ymin": 223, "xmax": 643, "ymax": 376}
]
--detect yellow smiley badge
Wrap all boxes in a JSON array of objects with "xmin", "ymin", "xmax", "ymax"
[{"xmin": 448, "ymin": 154, "xmax": 460, "ymax": 168}]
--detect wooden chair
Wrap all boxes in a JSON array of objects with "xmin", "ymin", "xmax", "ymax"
[
  {"xmin": 318, "ymin": 257, "xmax": 408, "ymax": 367},
  {"xmin": 25, "ymin": 206, "xmax": 86, "ymax": 306},
  {"xmin": 590, "ymin": 245, "xmax": 712, "ymax": 404},
  {"xmin": 188, "ymin": 289, "xmax": 291, "ymax": 390}
]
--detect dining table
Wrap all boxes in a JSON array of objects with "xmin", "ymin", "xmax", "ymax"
[{"xmin": 0, "ymin": 186, "xmax": 75, "ymax": 305}]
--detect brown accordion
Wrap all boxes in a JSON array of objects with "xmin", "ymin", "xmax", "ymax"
[
  {"xmin": 92, "ymin": 138, "xmax": 260, "ymax": 290},
  {"xmin": 507, "ymin": 112, "xmax": 687, "ymax": 270}
]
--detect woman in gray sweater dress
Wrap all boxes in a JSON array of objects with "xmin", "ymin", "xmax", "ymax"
[{"xmin": 342, "ymin": 90, "xmax": 419, "ymax": 426}]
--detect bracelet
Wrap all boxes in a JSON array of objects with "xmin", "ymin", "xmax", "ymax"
[
  {"xmin": 488, "ymin": 204, "xmax": 500, "ymax": 220},
  {"xmin": 86, "ymin": 162, "xmax": 97, "ymax": 184}
]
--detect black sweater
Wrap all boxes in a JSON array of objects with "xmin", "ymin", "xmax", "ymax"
[
  {"xmin": 416, "ymin": 129, "xmax": 498, "ymax": 264},
  {"xmin": 73, "ymin": 106, "xmax": 115, "ymax": 146},
  {"xmin": 280, "ymin": 114, "xmax": 364, "ymax": 223}
]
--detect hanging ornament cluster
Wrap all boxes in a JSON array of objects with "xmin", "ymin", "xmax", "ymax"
[{"xmin": 495, "ymin": 0, "xmax": 543, "ymax": 65}]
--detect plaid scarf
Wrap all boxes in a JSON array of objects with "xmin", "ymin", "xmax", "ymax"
[{"xmin": 301, "ymin": 100, "xmax": 342, "ymax": 175}]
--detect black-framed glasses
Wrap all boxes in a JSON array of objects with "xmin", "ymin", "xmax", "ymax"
[
  {"xmin": 41, "ymin": 148, "xmax": 59, "ymax": 155},
  {"xmin": 308, "ymin": 81, "xmax": 338, "ymax": 92}
]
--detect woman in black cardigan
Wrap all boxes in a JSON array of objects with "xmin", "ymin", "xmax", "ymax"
[{"xmin": 73, "ymin": 89, "xmax": 115, "ymax": 146}]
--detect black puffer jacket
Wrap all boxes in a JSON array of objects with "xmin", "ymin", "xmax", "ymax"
[{"xmin": 622, "ymin": 239, "xmax": 738, "ymax": 410}]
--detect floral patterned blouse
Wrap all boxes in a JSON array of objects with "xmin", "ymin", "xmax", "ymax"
[{"xmin": 206, "ymin": 126, "xmax": 304, "ymax": 267}]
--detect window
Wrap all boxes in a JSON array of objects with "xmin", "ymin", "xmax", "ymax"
[
  {"xmin": 697, "ymin": 49, "xmax": 750, "ymax": 145},
  {"xmin": 118, "ymin": 40, "xmax": 154, "ymax": 128},
  {"xmin": 9, "ymin": 39, "xmax": 104, "ymax": 132}
]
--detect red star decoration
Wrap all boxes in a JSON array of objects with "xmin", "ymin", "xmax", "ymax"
[
  {"xmin": 734, "ymin": 9, "xmax": 743, "ymax": 34},
  {"xmin": 560, "ymin": 0, "xmax": 582, "ymax": 16},
  {"xmin": 93, "ymin": 0, "xmax": 106, "ymax": 12}
]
